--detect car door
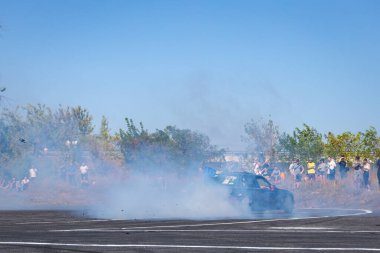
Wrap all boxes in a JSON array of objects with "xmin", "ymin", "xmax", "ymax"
[{"xmin": 249, "ymin": 176, "xmax": 274, "ymax": 210}]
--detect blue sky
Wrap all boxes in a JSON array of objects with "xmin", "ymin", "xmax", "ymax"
[{"xmin": 0, "ymin": 0, "xmax": 379, "ymax": 150}]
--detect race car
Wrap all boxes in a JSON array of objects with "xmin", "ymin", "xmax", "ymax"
[{"xmin": 210, "ymin": 171, "xmax": 294, "ymax": 213}]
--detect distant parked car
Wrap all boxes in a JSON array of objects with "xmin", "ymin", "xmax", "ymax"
[{"xmin": 210, "ymin": 172, "xmax": 294, "ymax": 213}]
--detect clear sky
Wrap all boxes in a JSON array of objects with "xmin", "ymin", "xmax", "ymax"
[{"xmin": 0, "ymin": 0, "xmax": 379, "ymax": 150}]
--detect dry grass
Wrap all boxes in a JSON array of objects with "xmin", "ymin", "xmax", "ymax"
[{"xmin": 280, "ymin": 172, "xmax": 380, "ymax": 211}]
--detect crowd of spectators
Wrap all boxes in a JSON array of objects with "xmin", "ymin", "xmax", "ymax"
[
  {"xmin": 285, "ymin": 156, "xmax": 380, "ymax": 191},
  {"xmin": 0, "ymin": 160, "xmax": 91, "ymax": 193},
  {"xmin": 0, "ymin": 166, "xmax": 36, "ymax": 192},
  {"xmin": 249, "ymin": 159, "xmax": 285, "ymax": 185},
  {"xmin": 245, "ymin": 155, "xmax": 380, "ymax": 192}
]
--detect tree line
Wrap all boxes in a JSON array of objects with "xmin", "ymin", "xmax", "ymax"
[
  {"xmin": 2, "ymin": 104, "xmax": 379, "ymax": 176},
  {"xmin": 0, "ymin": 104, "xmax": 221, "ymax": 175},
  {"xmin": 244, "ymin": 119, "xmax": 380, "ymax": 165}
]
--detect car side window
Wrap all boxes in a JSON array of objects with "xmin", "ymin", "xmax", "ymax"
[
  {"xmin": 245, "ymin": 175, "xmax": 258, "ymax": 188},
  {"xmin": 256, "ymin": 177, "xmax": 271, "ymax": 189},
  {"xmin": 238, "ymin": 175, "xmax": 257, "ymax": 188}
]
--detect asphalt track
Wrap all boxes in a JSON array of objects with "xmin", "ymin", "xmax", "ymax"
[{"xmin": 0, "ymin": 208, "xmax": 379, "ymax": 252}]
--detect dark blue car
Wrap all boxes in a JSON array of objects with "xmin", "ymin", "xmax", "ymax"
[{"xmin": 211, "ymin": 172, "xmax": 294, "ymax": 213}]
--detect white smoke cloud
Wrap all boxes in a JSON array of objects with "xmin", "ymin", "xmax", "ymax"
[{"xmin": 89, "ymin": 171, "xmax": 251, "ymax": 220}]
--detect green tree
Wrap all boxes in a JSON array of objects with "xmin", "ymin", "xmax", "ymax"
[
  {"xmin": 361, "ymin": 127, "xmax": 379, "ymax": 159},
  {"xmin": 0, "ymin": 107, "xmax": 29, "ymax": 161},
  {"xmin": 118, "ymin": 118, "xmax": 222, "ymax": 172},
  {"xmin": 118, "ymin": 118, "xmax": 151, "ymax": 164},
  {"xmin": 0, "ymin": 104, "xmax": 95, "ymax": 162},
  {"xmin": 99, "ymin": 115, "xmax": 110, "ymax": 141},
  {"xmin": 244, "ymin": 118, "xmax": 279, "ymax": 159},
  {"xmin": 277, "ymin": 132, "xmax": 296, "ymax": 162},
  {"xmin": 92, "ymin": 115, "xmax": 121, "ymax": 160},
  {"xmin": 277, "ymin": 124, "xmax": 324, "ymax": 163},
  {"xmin": 71, "ymin": 106, "xmax": 94, "ymax": 136},
  {"xmin": 163, "ymin": 125, "xmax": 221, "ymax": 168},
  {"xmin": 324, "ymin": 127, "xmax": 380, "ymax": 160}
]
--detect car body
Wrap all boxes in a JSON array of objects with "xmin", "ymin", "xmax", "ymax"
[{"xmin": 209, "ymin": 171, "xmax": 294, "ymax": 213}]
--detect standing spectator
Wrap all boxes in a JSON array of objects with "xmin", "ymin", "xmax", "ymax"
[
  {"xmin": 352, "ymin": 156, "xmax": 363, "ymax": 191},
  {"xmin": 263, "ymin": 159, "xmax": 273, "ymax": 175},
  {"xmin": 260, "ymin": 165, "xmax": 269, "ymax": 180},
  {"xmin": 288, "ymin": 159, "xmax": 296, "ymax": 175},
  {"xmin": 29, "ymin": 165, "xmax": 37, "ymax": 181},
  {"xmin": 292, "ymin": 159, "xmax": 304, "ymax": 189},
  {"xmin": 15, "ymin": 179, "xmax": 23, "ymax": 192},
  {"xmin": 21, "ymin": 176, "xmax": 30, "ymax": 191},
  {"xmin": 306, "ymin": 159, "xmax": 316, "ymax": 182},
  {"xmin": 377, "ymin": 158, "xmax": 380, "ymax": 190},
  {"xmin": 253, "ymin": 160, "xmax": 261, "ymax": 175},
  {"xmin": 317, "ymin": 158, "xmax": 328, "ymax": 183},
  {"xmin": 79, "ymin": 162, "xmax": 89, "ymax": 185},
  {"xmin": 271, "ymin": 166, "xmax": 281, "ymax": 184},
  {"xmin": 338, "ymin": 156, "xmax": 348, "ymax": 179},
  {"xmin": 261, "ymin": 160, "xmax": 271, "ymax": 180},
  {"xmin": 362, "ymin": 158, "xmax": 371, "ymax": 191},
  {"xmin": 327, "ymin": 157, "xmax": 336, "ymax": 181}
]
